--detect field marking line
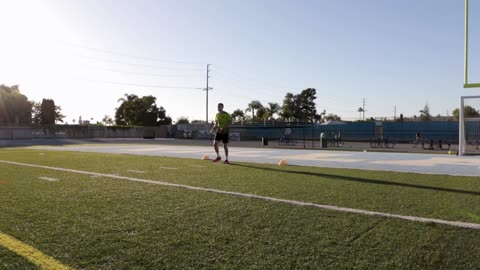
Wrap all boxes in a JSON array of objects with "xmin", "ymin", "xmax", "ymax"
[
  {"xmin": 127, "ymin": 170, "xmax": 145, "ymax": 173},
  {"xmin": 159, "ymin": 167, "xmax": 178, "ymax": 170},
  {"xmin": 2, "ymin": 159, "xmax": 480, "ymax": 230},
  {"xmin": 38, "ymin": 177, "xmax": 59, "ymax": 182},
  {"xmin": 188, "ymin": 165, "xmax": 206, "ymax": 168},
  {"xmin": 0, "ymin": 231, "xmax": 72, "ymax": 270}
]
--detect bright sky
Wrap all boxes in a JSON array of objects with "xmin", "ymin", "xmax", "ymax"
[{"xmin": 0, "ymin": 0, "xmax": 478, "ymax": 123}]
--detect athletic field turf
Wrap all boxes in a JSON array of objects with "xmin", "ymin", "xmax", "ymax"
[{"xmin": 1, "ymin": 148, "xmax": 480, "ymax": 269}]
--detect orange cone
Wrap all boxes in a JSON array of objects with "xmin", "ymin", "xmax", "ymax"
[
  {"xmin": 278, "ymin": 159, "xmax": 288, "ymax": 166},
  {"xmin": 201, "ymin": 154, "xmax": 210, "ymax": 160}
]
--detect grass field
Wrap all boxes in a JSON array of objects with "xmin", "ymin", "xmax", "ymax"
[{"xmin": 1, "ymin": 147, "xmax": 480, "ymax": 269}]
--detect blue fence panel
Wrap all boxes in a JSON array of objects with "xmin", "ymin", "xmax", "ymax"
[
  {"xmin": 317, "ymin": 122, "xmax": 375, "ymax": 141},
  {"xmin": 229, "ymin": 121, "xmax": 458, "ymax": 142},
  {"xmin": 383, "ymin": 122, "xmax": 458, "ymax": 143}
]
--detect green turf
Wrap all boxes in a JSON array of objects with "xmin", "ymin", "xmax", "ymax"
[
  {"xmin": 3, "ymin": 148, "xmax": 480, "ymax": 223},
  {"xmin": 0, "ymin": 247, "xmax": 39, "ymax": 270},
  {"xmin": 1, "ymin": 148, "xmax": 480, "ymax": 268}
]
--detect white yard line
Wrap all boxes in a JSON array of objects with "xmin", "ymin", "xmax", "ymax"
[
  {"xmin": 159, "ymin": 167, "xmax": 178, "ymax": 170},
  {"xmin": 38, "ymin": 177, "xmax": 58, "ymax": 182},
  {"xmin": 2, "ymin": 159, "xmax": 480, "ymax": 230},
  {"xmin": 127, "ymin": 170, "xmax": 145, "ymax": 173}
]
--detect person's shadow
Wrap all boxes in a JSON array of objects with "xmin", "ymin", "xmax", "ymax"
[{"xmin": 232, "ymin": 163, "xmax": 480, "ymax": 196}]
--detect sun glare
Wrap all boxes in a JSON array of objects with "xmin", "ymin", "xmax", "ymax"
[{"xmin": 0, "ymin": 1, "xmax": 84, "ymax": 93}]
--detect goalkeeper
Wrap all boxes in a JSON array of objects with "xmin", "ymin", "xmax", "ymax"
[{"xmin": 211, "ymin": 103, "xmax": 232, "ymax": 164}]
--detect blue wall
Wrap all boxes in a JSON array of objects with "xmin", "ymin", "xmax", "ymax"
[
  {"xmin": 230, "ymin": 121, "xmax": 459, "ymax": 142},
  {"xmin": 383, "ymin": 122, "xmax": 458, "ymax": 142}
]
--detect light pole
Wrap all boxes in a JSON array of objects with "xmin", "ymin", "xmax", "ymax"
[{"xmin": 203, "ymin": 64, "xmax": 213, "ymax": 123}]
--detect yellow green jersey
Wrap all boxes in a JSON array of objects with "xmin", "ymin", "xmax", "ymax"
[{"xmin": 215, "ymin": 111, "xmax": 231, "ymax": 131}]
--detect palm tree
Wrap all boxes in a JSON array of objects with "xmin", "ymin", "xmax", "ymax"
[
  {"xmin": 102, "ymin": 115, "xmax": 114, "ymax": 126},
  {"xmin": 245, "ymin": 100, "xmax": 263, "ymax": 118},
  {"xmin": 265, "ymin": 102, "xmax": 281, "ymax": 120},
  {"xmin": 419, "ymin": 103, "xmax": 432, "ymax": 121},
  {"xmin": 280, "ymin": 92, "xmax": 295, "ymax": 121},
  {"xmin": 231, "ymin": 109, "xmax": 245, "ymax": 122},
  {"xmin": 256, "ymin": 106, "xmax": 267, "ymax": 120},
  {"xmin": 117, "ymin": 93, "xmax": 138, "ymax": 103}
]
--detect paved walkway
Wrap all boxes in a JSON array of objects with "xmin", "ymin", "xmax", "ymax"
[{"xmin": 32, "ymin": 144, "xmax": 480, "ymax": 177}]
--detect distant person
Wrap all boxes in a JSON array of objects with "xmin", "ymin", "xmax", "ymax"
[
  {"xmin": 211, "ymin": 103, "xmax": 232, "ymax": 164},
  {"xmin": 416, "ymin": 132, "xmax": 421, "ymax": 143},
  {"xmin": 284, "ymin": 127, "xmax": 292, "ymax": 143},
  {"xmin": 209, "ymin": 121, "xmax": 215, "ymax": 145}
]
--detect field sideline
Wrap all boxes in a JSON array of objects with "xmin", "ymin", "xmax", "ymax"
[
  {"xmin": 2, "ymin": 148, "xmax": 480, "ymax": 269},
  {"xmin": 31, "ymin": 143, "xmax": 480, "ymax": 177}
]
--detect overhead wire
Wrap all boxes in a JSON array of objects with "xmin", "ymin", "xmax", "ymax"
[
  {"xmin": 58, "ymin": 41, "xmax": 206, "ymax": 66},
  {"xmin": 214, "ymin": 65, "xmax": 297, "ymax": 93},
  {"xmin": 47, "ymin": 42, "xmax": 207, "ymax": 90},
  {"xmin": 81, "ymin": 65, "xmax": 203, "ymax": 78},
  {"xmin": 84, "ymin": 79, "xmax": 203, "ymax": 90},
  {"xmin": 212, "ymin": 77, "xmax": 274, "ymax": 105},
  {"xmin": 77, "ymin": 55, "xmax": 204, "ymax": 71}
]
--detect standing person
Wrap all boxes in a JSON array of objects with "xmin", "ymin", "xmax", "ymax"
[
  {"xmin": 211, "ymin": 103, "xmax": 232, "ymax": 164},
  {"xmin": 284, "ymin": 127, "xmax": 292, "ymax": 144}
]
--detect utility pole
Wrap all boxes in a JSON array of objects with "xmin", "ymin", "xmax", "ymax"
[
  {"xmin": 394, "ymin": 106, "xmax": 397, "ymax": 120},
  {"xmin": 203, "ymin": 64, "xmax": 213, "ymax": 123},
  {"xmin": 362, "ymin": 98, "xmax": 366, "ymax": 121}
]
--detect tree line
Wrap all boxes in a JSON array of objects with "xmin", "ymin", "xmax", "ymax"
[
  {"xmin": 2, "ymin": 83, "xmax": 479, "ymax": 127},
  {"xmin": 0, "ymin": 84, "xmax": 64, "ymax": 125},
  {"xmin": 231, "ymin": 88, "xmax": 322, "ymax": 123},
  {"xmin": 0, "ymin": 84, "xmax": 178, "ymax": 126}
]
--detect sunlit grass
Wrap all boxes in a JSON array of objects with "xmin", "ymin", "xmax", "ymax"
[{"xmin": 1, "ymin": 148, "xmax": 480, "ymax": 268}]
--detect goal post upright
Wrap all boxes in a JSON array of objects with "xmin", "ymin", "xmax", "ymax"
[
  {"xmin": 460, "ymin": 96, "xmax": 464, "ymax": 155},
  {"xmin": 465, "ymin": 0, "xmax": 469, "ymax": 87},
  {"xmin": 459, "ymin": 96, "xmax": 480, "ymax": 155},
  {"xmin": 461, "ymin": 0, "xmax": 480, "ymax": 155}
]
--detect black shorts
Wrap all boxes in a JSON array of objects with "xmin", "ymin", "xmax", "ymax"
[{"xmin": 215, "ymin": 132, "xmax": 229, "ymax": 143}]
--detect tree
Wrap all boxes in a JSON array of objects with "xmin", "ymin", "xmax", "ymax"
[
  {"xmin": 157, "ymin": 106, "xmax": 172, "ymax": 125},
  {"xmin": 115, "ymin": 93, "xmax": 139, "ymax": 125},
  {"xmin": 32, "ymin": 102, "xmax": 42, "ymax": 125},
  {"xmin": 265, "ymin": 102, "xmax": 280, "ymax": 120},
  {"xmin": 452, "ymin": 108, "xmax": 459, "ymax": 121},
  {"xmin": 32, "ymin": 99, "xmax": 65, "ymax": 125},
  {"xmin": 55, "ymin": 105, "xmax": 65, "ymax": 123},
  {"xmin": 176, "ymin": 117, "xmax": 190, "ymax": 124},
  {"xmin": 279, "ymin": 89, "xmax": 319, "ymax": 122},
  {"xmin": 136, "ymin": 95, "xmax": 159, "ymax": 126},
  {"xmin": 0, "ymin": 84, "xmax": 32, "ymax": 125},
  {"xmin": 452, "ymin": 106, "xmax": 480, "ymax": 121},
  {"xmin": 291, "ymin": 88, "xmax": 318, "ymax": 122},
  {"xmin": 256, "ymin": 106, "xmax": 267, "ymax": 120},
  {"xmin": 280, "ymin": 92, "xmax": 295, "ymax": 121},
  {"xmin": 115, "ymin": 93, "xmax": 167, "ymax": 126},
  {"xmin": 245, "ymin": 100, "xmax": 263, "ymax": 118},
  {"xmin": 102, "ymin": 115, "xmax": 114, "ymax": 126},
  {"xmin": 419, "ymin": 103, "xmax": 432, "ymax": 121},
  {"xmin": 40, "ymin": 99, "xmax": 56, "ymax": 125},
  {"xmin": 231, "ymin": 109, "xmax": 245, "ymax": 122},
  {"xmin": 325, "ymin": 114, "xmax": 341, "ymax": 121}
]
